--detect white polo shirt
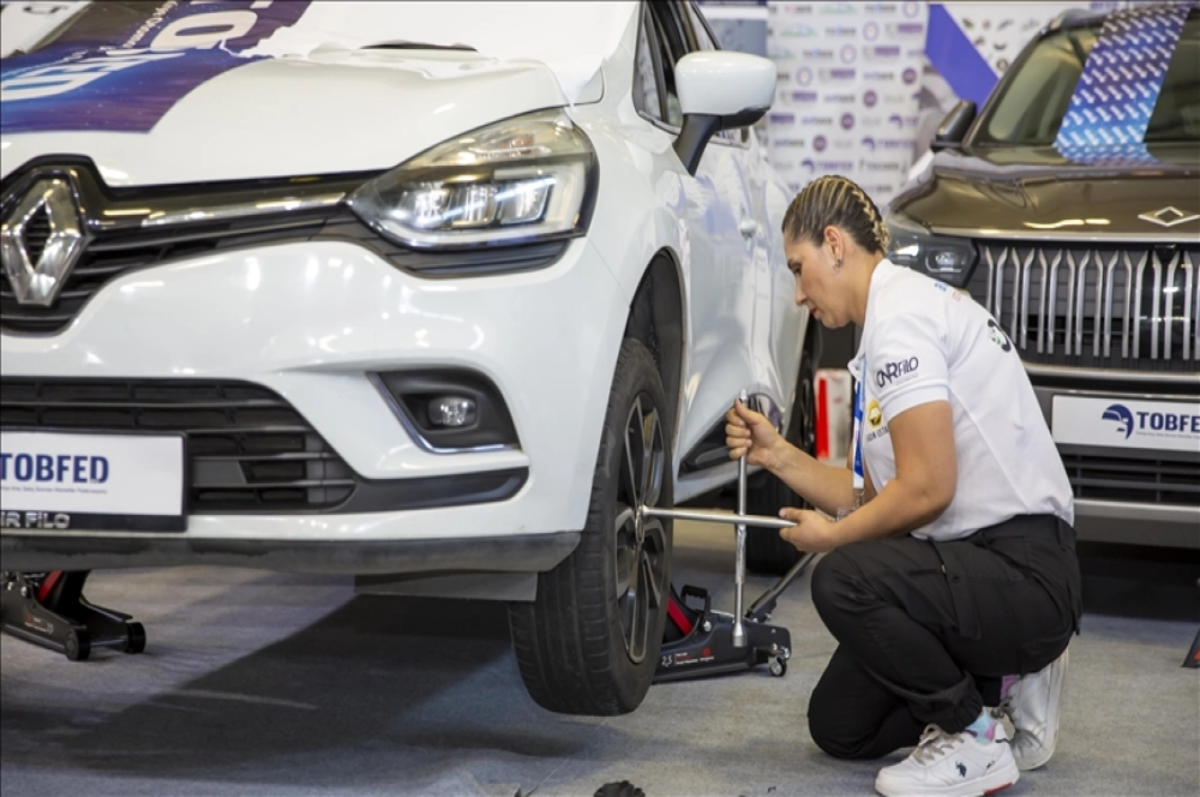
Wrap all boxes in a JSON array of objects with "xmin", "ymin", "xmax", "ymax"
[{"xmin": 848, "ymin": 259, "xmax": 1074, "ymax": 541}]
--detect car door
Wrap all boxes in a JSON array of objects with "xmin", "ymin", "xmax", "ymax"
[
  {"xmin": 679, "ymin": 2, "xmax": 804, "ymax": 432},
  {"xmin": 646, "ymin": 2, "xmax": 761, "ymax": 475}
]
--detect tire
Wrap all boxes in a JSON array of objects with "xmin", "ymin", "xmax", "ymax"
[
  {"xmin": 745, "ymin": 342, "xmax": 817, "ymax": 575},
  {"xmin": 509, "ymin": 339, "xmax": 673, "ymax": 715}
]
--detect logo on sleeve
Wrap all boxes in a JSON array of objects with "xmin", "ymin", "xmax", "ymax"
[
  {"xmin": 986, "ymin": 319, "xmax": 1012, "ymax": 352},
  {"xmin": 875, "ymin": 357, "xmax": 919, "ymax": 388}
]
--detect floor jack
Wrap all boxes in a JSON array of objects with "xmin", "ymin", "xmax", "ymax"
[
  {"xmin": 0, "ymin": 570, "xmax": 146, "ymax": 661},
  {"xmin": 647, "ymin": 391, "xmax": 816, "ymax": 684}
]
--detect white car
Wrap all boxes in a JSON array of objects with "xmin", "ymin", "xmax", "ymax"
[{"xmin": 0, "ymin": 1, "xmax": 815, "ymax": 714}]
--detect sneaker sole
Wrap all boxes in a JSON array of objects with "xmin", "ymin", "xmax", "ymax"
[{"xmin": 874, "ymin": 758, "xmax": 1020, "ymax": 797}]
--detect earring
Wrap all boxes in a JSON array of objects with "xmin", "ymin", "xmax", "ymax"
[{"xmin": 833, "ymin": 254, "xmax": 843, "ymax": 272}]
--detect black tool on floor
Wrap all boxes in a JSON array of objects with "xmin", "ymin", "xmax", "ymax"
[
  {"xmin": 648, "ymin": 389, "xmax": 816, "ymax": 683},
  {"xmin": 0, "ymin": 570, "xmax": 146, "ymax": 661}
]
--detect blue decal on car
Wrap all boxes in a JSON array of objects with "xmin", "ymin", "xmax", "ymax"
[
  {"xmin": 1055, "ymin": 1, "xmax": 1195, "ymax": 165},
  {"xmin": 0, "ymin": 0, "xmax": 311, "ymax": 134}
]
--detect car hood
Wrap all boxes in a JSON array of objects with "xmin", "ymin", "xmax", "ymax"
[
  {"xmin": 895, "ymin": 144, "xmax": 1200, "ymax": 239},
  {"xmin": 0, "ymin": 49, "xmax": 587, "ymax": 187}
]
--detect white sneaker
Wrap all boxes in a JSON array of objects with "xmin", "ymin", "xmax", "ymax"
[
  {"xmin": 999, "ymin": 647, "xmax": 1069, "ymax": 771},
  {"xmin": 874, "ymin": 724, "xmax": 1019, "ymax": 797}
]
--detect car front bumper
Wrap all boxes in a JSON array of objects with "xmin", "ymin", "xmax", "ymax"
[
  {"xmin": 1, "ymin": 236, "xmax": 628, "ymax": 567},
  {"xmin": 1030, "ymin": 381, "xmax": 1200, "ymax": 549}
]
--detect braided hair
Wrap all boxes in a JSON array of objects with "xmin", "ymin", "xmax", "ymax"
[{"xmin": 781, "ymin": 175, "xmax": 891, "ymax": 255}]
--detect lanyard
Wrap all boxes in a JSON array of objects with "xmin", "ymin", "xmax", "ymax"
[{"xmin": 851, "ymin": 358, "xmax": 865, "ymax": 492}]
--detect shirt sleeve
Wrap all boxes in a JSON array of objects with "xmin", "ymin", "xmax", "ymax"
[{"xmin": 866, "ymin": 307, "xmax": 950, "ymax": 421}]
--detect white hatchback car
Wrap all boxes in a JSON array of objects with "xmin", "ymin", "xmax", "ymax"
[{"xmin": 0, "ymin": 1, "xmax": 816, "ymax": 715}]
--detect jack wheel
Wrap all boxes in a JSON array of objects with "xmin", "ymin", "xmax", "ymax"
[
  {"xmin": 64, "ymin": 629, "xmax": 90, "ymax": 662},
  {"xmin": 125, "ymin": 622, "xmax": 146, "ymax": 654},
  {"xmin": 769, "ymin": 656, "xmax": 786, "ymax": 677}
]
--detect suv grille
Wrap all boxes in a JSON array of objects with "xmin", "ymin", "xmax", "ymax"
[
  {"xmin": 968, "ymin": 243, "xmax": 1199, "ymax": 373},
  {"xmin": 1063, "ymin": 452, "xmax": 1200, "ymax": 506},
  {"xmin": 0, "ymin": 379, "xmax": 356, "ymax": 512}
]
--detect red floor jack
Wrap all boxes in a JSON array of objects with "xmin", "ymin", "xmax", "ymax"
[
  {"xmin": 0, "ymin": 570, "xmax": 146, "ymax": 661},
  {"xmin": 648, "ymin": 391, "xmax": 817, "ymax": 683}
]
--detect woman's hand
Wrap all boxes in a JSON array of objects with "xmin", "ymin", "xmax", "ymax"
[
  {"xmin": 777, "ymin": 507, "xmax": 838, "ymax": 553},
  {"xmin": 725, "ymin": 399, "xmax": 787, "ymax": 471}
]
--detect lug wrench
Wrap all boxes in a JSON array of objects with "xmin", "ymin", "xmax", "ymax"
[{"xmin": 638, "ymin": 391, "xmax": 795, "ymax": 647}]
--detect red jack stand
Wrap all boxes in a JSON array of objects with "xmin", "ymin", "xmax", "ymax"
[{"xmin": 0, "ymin": 571, "xmax": 146, "ymax": 661}]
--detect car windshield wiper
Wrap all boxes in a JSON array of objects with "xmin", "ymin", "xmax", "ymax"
[{"xmin": 363, "ymin": 41, "xmax": 477, "ymax": 52}]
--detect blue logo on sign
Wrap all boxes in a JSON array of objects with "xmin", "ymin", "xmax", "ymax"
[
  {"xmin": 0, "ymin": 453, "xmax": 109, "ymax": 483},
  {"xmin": 1102, "ymin": 404, "xmax": 1134, "ymax": 439}
]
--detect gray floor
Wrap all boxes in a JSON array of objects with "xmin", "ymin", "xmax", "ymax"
[{"xmin": 2, "ymin": 522, "xmax": 1198, "ymax": 797}]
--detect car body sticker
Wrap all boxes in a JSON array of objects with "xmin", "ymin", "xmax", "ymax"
[{"xmin": 1, "ymin": 0, "xmax": 311, "ymax": 134}]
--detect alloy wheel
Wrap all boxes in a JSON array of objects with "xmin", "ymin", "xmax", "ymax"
[{"xmin": 613, "ymin": 393, "xmax": 668, "ymax": 665}]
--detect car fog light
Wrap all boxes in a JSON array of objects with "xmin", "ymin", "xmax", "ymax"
[{"xmin": 429, "ymin": 397, "xmax": 477, "ymax": 428}]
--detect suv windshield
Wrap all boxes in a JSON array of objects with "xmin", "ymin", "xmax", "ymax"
[{"xmin": 972, "ymin": 11, "xmax": 1200, "ymax": 146}]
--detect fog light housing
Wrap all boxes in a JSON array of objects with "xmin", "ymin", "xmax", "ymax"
[
  {"xmin": 428, "ymin": 396, "xmax": 477, "ymax": 428},
  {"xmin": 371, "ymin": 370, "xmax": 519, "ymax": 453}
]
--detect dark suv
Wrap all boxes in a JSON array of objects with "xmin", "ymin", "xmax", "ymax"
[{"xmin": 886, "ymin": 4, "xmax": 1199, "ymax": 548}]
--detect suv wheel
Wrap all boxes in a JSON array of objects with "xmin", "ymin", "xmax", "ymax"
[
  {"xmin": 509, "ymin": 339, "xmax": 672, "ymax": 715},
  {"xmin": 745, "ymin": 342, "xmax": 817, "ymax": 575}
]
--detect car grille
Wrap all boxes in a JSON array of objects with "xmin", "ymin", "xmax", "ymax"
[
  {"xmin": 0, "ymin": 212, "xmax": 332, "ymax": 335},
  {"xmin": 968, "ymin": 242, "xmax": 1199, "ymax": 373},
  {"xmin": 1062, "ymin": 452, "xmax": 1200, "ymax": 506},
  {"xmin": 0, "ymin": 379, "xmax": 357, "ymax": 512}
]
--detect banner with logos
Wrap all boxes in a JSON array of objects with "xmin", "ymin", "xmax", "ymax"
[{"xmin": 765, "ymin": 2, "xmax": 929, "ymax": 209}]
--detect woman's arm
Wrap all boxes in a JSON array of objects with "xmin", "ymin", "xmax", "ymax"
[
  {"xmin": 726, "ymin": 400, "xmax": 857, "ymax": 515},
  {"xmin": 776, "ymin": 400, "xmax": 957, "ymax": 551}
]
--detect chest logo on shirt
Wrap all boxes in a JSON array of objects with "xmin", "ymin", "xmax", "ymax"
[
  {"xmin": 875, "ymin": 357, "xmax": 919, "ymax": 389},
  {"xmin": 867, "ymin": 399, "xmax": 883, "ymax": 429}
]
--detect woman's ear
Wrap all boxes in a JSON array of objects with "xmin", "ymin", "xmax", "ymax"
[{"xmin": 823, "ymin": 225, "xmax": 844, "ymax": 261}]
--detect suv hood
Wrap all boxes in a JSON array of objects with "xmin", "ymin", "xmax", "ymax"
[
  {"xmin": 0, "ymin": 49, "xmax": 581, "ymax": 186},
  {"xmin": 896, "ymin": 144, "xmax": 1200, "ymax": 239}
]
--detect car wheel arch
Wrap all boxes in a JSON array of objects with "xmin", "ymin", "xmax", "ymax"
[{"xmin": 623, "ymin": 249, "xmax": 685, "ymax": 438}]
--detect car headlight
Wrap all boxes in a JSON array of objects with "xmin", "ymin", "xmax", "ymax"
[
  {"xmin": 347, "ymin": 109, "xmax": 596, "ymax": 249},
  {"xmin": 885, "ymin": 211, "xmax": 977, "ymax": 287}
]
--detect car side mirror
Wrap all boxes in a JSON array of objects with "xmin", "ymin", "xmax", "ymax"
[
  {"xmin": 931, "ymin": 100, "xmax": 977, "ymax": 152},
  {"xmin": 672, "ymin": 51, "xmax": 776, "ymax": 175}
]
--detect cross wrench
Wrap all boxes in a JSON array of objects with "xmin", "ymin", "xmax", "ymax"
[{"xmin": 638, "ymin": 390, "xmax": 788, "ymax": 648}]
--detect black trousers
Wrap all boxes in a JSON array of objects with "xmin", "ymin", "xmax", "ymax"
[{"xmin": 807, "ymin": 514, "xmax": 1081, "ymax": 760}]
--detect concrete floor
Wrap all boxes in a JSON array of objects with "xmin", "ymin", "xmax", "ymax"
[{"xmin": 1, "ymin": 522, "xmax": 1197, "ymax": 797}]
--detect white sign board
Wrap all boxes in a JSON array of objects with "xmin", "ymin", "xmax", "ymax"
[
  {"xmin": 0, "ymin": 431, "xmax": 185, "ymax": 528},
  {"xmin": 1052, "ymin": 396, "xmax": 1200, "ymax": 454}
]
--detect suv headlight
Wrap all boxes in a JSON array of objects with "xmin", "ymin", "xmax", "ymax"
[
  {"xmin": 348, "ymin": 109, "xmax": 596, "ymax": 249},
  {"xmin": 885, "ymin": 211, "xmax": 978, "ymax": 287}
]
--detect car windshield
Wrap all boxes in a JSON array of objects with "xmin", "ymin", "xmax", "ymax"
[{"xmin": 972, "ymin": 11, "xmax": 1200, "ymax": 146}]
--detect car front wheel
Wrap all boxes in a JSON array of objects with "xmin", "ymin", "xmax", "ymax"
[{"xmin": 509, "ymin": 339, "xmax": 672, "ymax": 715}]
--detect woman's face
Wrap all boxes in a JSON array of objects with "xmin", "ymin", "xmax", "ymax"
[{"xmin": 784, "ymin": 233, "xmax": 847, "ymax": 328}]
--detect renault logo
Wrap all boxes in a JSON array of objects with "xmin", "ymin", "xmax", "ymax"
[
  {"xmin": 1137, "ymin": 206, "xmax": 1200, "ymax": 228},
  {"xmin": 0, "ymin": 177, "xmax": 86, "ymax": 307}
]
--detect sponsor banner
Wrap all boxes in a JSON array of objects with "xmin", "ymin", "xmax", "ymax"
[
  {"xmin": 0, "ymin": 431, "xmax": 186, "ymax": 527},
  {"xmin": 0, "ymin": 0, "xmax": 312, "ymax": 134},
  {"xmin": 767, "ymin": 1, "xmax": 926, "ymax": 208},
  {"xmin": 1051, "ymin": 396, "xmax": 1200, "ymax": 454}
]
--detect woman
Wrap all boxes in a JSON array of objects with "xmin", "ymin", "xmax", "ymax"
[{"xmin": 726, "ymin": 175, "xmax": 1080, "ymax": 797}]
